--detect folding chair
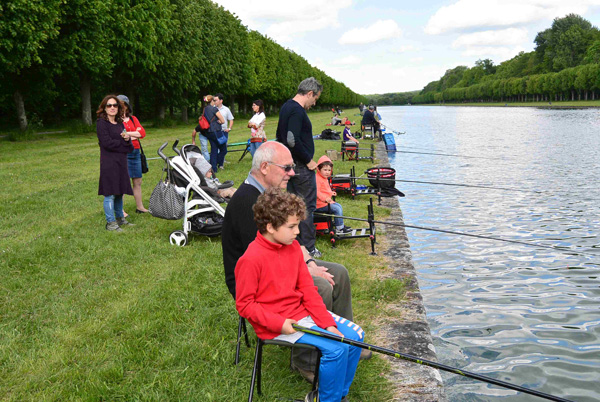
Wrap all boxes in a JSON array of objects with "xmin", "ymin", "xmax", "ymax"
[
  {"xmin": 361, "ymin": 124, "xmax": 375, "ymax": 140},
  {"xmin": 248, "ymin": 338, "xmax": 321, "ymax": 402},
  {"xmin": 235, "ymin": 316, "xmax": 251, "ymax": 365}
]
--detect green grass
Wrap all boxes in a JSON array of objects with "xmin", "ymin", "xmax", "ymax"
[
  {"xmin": 428, "ymin": 99, "xmax": 600, "ymax": 107},
  {"xmin": 0, "ymin": 111, "xmax": 407, "ymax": 400}
]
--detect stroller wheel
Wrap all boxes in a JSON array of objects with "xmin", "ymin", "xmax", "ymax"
[{"xmin": 169, "ymin": 230, "xmax": 188, "ymax": 246}]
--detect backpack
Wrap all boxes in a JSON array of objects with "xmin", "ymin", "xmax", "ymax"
[{"xmin": 198, "ymin": 107, "xmax": 215, "ymax": 130}]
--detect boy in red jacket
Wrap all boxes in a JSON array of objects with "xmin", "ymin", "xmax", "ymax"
[{"xmin": 235, "ymin": 188, "xmax": 364, "ymax": 402}]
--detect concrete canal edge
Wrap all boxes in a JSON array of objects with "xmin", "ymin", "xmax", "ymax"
[{"xmin": 373, "ymin": 142, "xmax": 446, "ymax": 401}]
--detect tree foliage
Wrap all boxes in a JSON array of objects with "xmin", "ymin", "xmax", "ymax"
[
  {"xmin": 411, "ymin": 14, "xmax": 600, "ymax": 105},
  {"xmin": 0, "ymin": 0, "xmax": 365, "ymax": 131}
]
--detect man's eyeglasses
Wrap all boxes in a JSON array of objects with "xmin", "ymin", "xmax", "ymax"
[
  {"xmin": 268, "ymin": 162, "xmax": 296, "ymax": 172},
  {"xmin": 106, "ymin": 103, "xmax": 119, "ymax": 108}
]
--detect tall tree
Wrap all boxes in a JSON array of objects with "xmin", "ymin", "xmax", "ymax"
[{"xmin": 0, "ymin": 0, "xmax": 62, "ymax": 130}]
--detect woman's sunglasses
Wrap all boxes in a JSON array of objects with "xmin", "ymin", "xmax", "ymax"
[{"xmin": 106, "ymin": 103, "xmax": 119, "ymax": 108}]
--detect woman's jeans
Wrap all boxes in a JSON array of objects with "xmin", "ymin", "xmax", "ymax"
[
  {"xmin": 103, "ymin": 195, "xmax": 124, "ymax": 223},
  {"xmin": 295, "ymin": 314, "xmax": 364, "ymax": 402},
  {"xmin": 205, "ymin": 130, "xmax": 227, "ymax": 172},
  {"xmin": 316, "ymin": 202, "xmax": 344, "ymax": 228},
  {"xmin": 249, "ymin": 141, "xmax": 263, "ymax": 157},
  {"xmin": 197, "ymin": 132, "xmax": 210, "ymax": 161}
]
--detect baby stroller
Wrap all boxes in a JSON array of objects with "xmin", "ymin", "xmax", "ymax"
[{"xmin": 156, "ymin": 140, "xmax": 226, "ymax": 246}]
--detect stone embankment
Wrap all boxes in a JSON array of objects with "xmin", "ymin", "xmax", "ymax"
[{"xmin": 375, "ymin": 143, "xmax": 446, "ymax": 401}]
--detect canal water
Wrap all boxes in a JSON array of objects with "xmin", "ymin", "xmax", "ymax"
[{"xmin": 381, "ymin": 106, "xmax": 600, "ymax": 401}]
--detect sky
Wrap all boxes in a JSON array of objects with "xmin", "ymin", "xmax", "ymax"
[{"xmin": 214, "ymin": 0, "xmax": 600, "ymax": 95}]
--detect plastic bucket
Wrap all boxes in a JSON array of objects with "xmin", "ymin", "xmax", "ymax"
[{"xmin": 366, "ymin": 167, "xmax": 396, "ymax": 188}]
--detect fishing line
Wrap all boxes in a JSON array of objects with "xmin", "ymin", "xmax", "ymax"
[
  {"xmin": 292, "ymin": 325, "xmax": 572, "ymax": 402},
  {"xmin": 313, "ymin": 212, "xmax": 598, "ymax": 258},
  {"xmin": 336, "ymin": 176, "xmax": 540, "ymax": 193}
]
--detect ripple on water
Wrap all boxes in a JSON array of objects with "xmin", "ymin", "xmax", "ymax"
[{"xmin": 383, "ymin": 105, "xmax": 600, "ymax": 401}]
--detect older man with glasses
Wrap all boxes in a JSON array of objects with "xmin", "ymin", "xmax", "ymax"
[{"xmin": 222, "ymin": 141, "xmax": 365, "ymax": 383}]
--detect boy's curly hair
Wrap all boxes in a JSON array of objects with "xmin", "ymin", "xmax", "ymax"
[{"xmin": 253, "ymin": 188, "xmax": 306, "ymax": 233}]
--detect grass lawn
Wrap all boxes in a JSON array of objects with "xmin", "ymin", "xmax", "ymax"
[{"xmin": 0, "ymin": 110, "xmax": 407, "ymax": 401}]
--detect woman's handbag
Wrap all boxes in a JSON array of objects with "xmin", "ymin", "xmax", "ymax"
[
  {"xmin": 148, "ymin": 169, "xmax": 185, "ymax": 220},
  {"xmin": 139, "ymin": 142, "xmax": 149, "ymax": 174},
  {"xmin": 216, "ymin": 130, "xmax": 227, "ymax": 145}
]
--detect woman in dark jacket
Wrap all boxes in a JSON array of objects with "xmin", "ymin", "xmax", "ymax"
[
  {"xmin": 201, "ymin": 94, "xmax": 225, "ymax": 172},
  {"xmin": 96, "ymin": 94, "xmax": 134, "ymax": 231}
]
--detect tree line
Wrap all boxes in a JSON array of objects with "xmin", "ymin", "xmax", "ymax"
[
  {"xmin": 412, "ymin": 14, "xmax": 600, "ymax": 104},
  {"xmin": 0, "ymin": 0, "xmax": 366, "ymax": 132}
]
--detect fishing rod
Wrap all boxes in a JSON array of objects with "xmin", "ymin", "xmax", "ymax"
[
  {"xmin": 292, "ymin": 325, "xmax": 572, "ymax": 402},
  {"xmin": 336, "ymin": 175, "xmax": 540, "ymax": 194},
  {"xmin": 390, "ymin": 149, "xmax": 503, "ymax": 160},
  {"xmin": 313, "ymin": 212, "xmax": 598, "ymax": 258}
]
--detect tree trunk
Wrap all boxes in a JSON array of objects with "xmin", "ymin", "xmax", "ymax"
[
  {"xmin": 229, "ymin": 95, "xmax": 236, "ymax": 115},
  {"xmin": 158, "ymin": 105, "xmax": 166, "ymax": 120},
  {"xmin": 80, "ymin": 73, "xmax": 92, "ymax": 126},
  {"xmin": 170, "ymin": 105, "xmax": 174, "ymax": 118},
  {"xmin": 181, "ymin": 90, "xmax": 189, "ymax": 123},
  {"xmin": 14, "ymin": 90, "xmax": 28, "ymax": 131}
]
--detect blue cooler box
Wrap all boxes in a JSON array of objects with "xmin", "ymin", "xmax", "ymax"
[{"xmin": 383, "ymin": 133, "xmax": 396, "ymax": 151}]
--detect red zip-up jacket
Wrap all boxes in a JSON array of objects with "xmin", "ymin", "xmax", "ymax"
[{"xmin": 235, "ymin": 231, "xmax": 336, "ymax": 339}]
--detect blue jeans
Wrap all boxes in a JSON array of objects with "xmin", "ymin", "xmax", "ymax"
[
  {"xmin": 296, "ymin": 314, "xmax": 364, "ymax": 402},
  {"xmin": 103, "ymin": 195, "xmax": 124, "ymax": 223},
  {"xmin": 205, "ymin": 130, "xmax": 227, "ymax": 172},
  {"xmin": 197, "ymin": 132, "xmax": 210, "ymax": 161},
  {"xmin": 316, "ymin": 202, "xmax": 344, "ymax": 228},
  {"xmin": 221, "ymin": 131, "xmax": 229, "ymax": 165},
  {"xmin": 249, "ymin": 141, "xmax": 263, "ymax": 157},
  {"xmin": 287, "ymin": 163, "xmax": 317, "ymax": 251}
]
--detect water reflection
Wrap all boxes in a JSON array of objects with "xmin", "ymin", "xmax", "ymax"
[{"xmin": 383, "ymin": 106, "xmax": 600, "ymax": 401}]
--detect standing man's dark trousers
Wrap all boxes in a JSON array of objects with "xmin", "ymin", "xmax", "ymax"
[{"xmin": 287, "ymin": 162, "xmax": 317, "ymax": 252}]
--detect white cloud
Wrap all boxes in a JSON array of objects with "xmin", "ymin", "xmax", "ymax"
[
  {"xmin": 338, "ymin": 20, "xmax": 403, "ymax": 45},
  {"xmin": 461, "ymin": 46, "xmax": 526, "ymax": 62},
  {"xmin": 331, "ymin": 55, "xmax": 363, "ymax": 65},
  {"xmin": 391, "ymin": 45, "xmax": 416, "ymax": 53},
  {"xmin": 410, "ymin": 57, "xmax": 424, "ymax": 62},
  {"xmin": 424, "ymin": 0, "xmax": 597, "ymax": 35},
  {"xmin": 215, "ymin": 0, "xmax": 352, "ymax": 41},
  {"xmin": 452, "ymin": 28, "xmax": 528, "ymax": 48}
]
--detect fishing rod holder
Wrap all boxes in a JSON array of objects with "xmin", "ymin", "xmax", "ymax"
[{"xmin": 314, "ymin": 198, "xmax": 377, "ymax": 255}]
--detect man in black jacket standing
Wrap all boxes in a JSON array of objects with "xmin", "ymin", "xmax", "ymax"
[{"xmin": 276, "ymin": 77, "xmax": 323, "ymax": 258}]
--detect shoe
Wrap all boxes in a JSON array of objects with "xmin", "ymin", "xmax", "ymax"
[
  {"xmin": 305, "ymin": 389, "xmax": 319, "ymax": 402},
  {"xmin": 338, "ymin": 226, "xmax": 352, "ymax": 234},
  {"xmin": 291, "ymin": 364, "xmax": 315, "ymax": 384},
  {"xmin": 135, "ymin": 208, "xmax": 148, "ymax": 214},
  {"xmin": 106, "ymin": 221, "xmax": 123, "ymax": 232},
  {"xmin": 359, "ymin": 348, "xmax": 372, "ymax": 360},
  {"xmin": 308, "ymin": 247, "xmax": 322, "ymax": 259},
  {"xmin": 116, "ymin": 217, "xmax": 135, "ymax": 227},
  {"xmin": 341, "ymin": 397, "xmax": 349, "ymax": 402},
  {"xmin": 218, "ymin": 165, "xmax": 224, "ymax": 170}
]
